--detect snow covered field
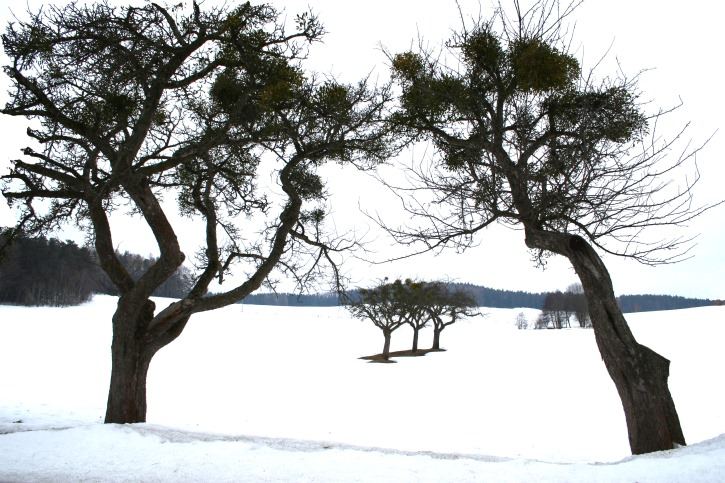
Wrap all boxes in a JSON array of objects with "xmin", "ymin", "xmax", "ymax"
[{"xmin": 1, "ymin": 295, "xmax": 724, "ymax": 481}]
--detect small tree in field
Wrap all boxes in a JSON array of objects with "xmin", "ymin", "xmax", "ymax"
[
  {"xmin": 1, "ymin": 2, "xmax": 392, "ymax": 423},
  {"xmin": 537, "ymin": 286, "xmax": 589, "ymax": 329},
  {"xmin": 534, "ymin": 311, "xmax": 550, "ymax": 330},
  {"xmin": 423, "ymin": 282, "xmax": 478, "ymax": 350},
  {"xmin": 541, "ymin": 291, "xmax": 571, "ymax": 329},
  {"xmin": 386, "ymin": 0, "xmax": 717, "ymax": 453},
  {"xmin": 567, "ymin": 283, "xmax": 590, "ymax": 328},
  {"xmin": 347, "ymin": 279, "xmax": 415, "ymax": 360},
  {"xmin": 515, "ymin": 312, "xmax": 528, "ymax": 330}
]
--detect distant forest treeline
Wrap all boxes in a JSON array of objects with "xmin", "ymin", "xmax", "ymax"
[
  {"xmin": 0, "ymin": 232, "xmax": 719, "ymax": 312},
  {"xmin": 0, "ymin": 232, "xmax": 192, "ymax": 306},
  {"xmin": 242, "ymin": 287, "xmax": 719, "ymax": 313}
]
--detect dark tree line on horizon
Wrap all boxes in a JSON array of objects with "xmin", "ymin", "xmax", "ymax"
[
  {"xmin": 225, "ymin": 281, "xmax": 722, "ymax": 313},
  {"xmin": 0, "ymin": 232, "xmax": 98, "ymax": 306},
  {"xmin": 243, "ymin": 285, "xmax": 718, "ymax": 313},
  {"xmin": 1, "ymin": 231, "xmax": 716, "ymax": 312},
  {"xmin": 0, "ymin": 231, "xmax": 193, "ymax": 306}
]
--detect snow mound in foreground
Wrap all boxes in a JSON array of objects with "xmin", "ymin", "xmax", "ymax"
[{"xmin": 1, "ymin": 422, "xmax": 724, "ymax": 482}]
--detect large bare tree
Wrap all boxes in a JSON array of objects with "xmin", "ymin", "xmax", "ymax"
[
  {"xmin": 1, "ymin": 2, "xmax": 392, "ymax": 423},
  {"xmin": 385, "ymin": 0, "xmax": 718, "ymax": 454}
]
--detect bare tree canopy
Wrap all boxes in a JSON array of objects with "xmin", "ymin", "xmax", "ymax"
[{"xmin": 384, "ymin": 0, "xmax": 710, "ymax": 454}]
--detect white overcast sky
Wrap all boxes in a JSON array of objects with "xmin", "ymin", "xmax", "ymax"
[{"xmin": 0, "ymin": 0, "xmax": 723, "ymax": 299}]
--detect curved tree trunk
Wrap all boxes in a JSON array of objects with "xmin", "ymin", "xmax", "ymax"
[{"xmin": 525, "ymin": 228, "xmax": 686, "ymax": 454}]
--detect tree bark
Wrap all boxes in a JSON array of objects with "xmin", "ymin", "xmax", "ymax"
[
  {"xmin": 432, "ymin": 327, "xmax": 441, "ymax": 350},
  {"xmin": 104, "ymin": 299, "xmax": 171, "ymax": 424},
  {"xmin": 382, "ymin": 330, "xmax": 392, "ymax": 360},
  {"xmin": 525, "ymin": 228, "xmax": 686, "ymax": 454},
  {"xmin": 105, "ymin": 338, "xmax": 153, "ymax": 423},
  {"xmin": 412, "ymin": 328, "xmax": 419, "ymax": 353}
]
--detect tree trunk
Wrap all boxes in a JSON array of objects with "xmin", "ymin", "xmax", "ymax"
[
  {"xmin": 104, "ymin": 299, "xmax": 157, "ymax": 424},
  {"xmin": 432, "ymin": 327, "xmax": 441, "ymax": 350},
  {"xmin": 412, "ymin": 328, "xmax": 419, "ymax": 353},
  {"xmin": 105, "ymin": 336, "xmax": 153, "ymax": 423},
  {"xmin": 525, "ymin": 229, "xmax": 686, "ymax": 454},
  {"xmin": 382, "ymin": 330, "xmax": 392, "ymax": 360}
]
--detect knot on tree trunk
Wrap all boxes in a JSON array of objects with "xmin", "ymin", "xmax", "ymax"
[
  {"xmin": 568, "ymin": 234, "xmax": 602, "ymax": 281},
  {"xmin": 568, "ymin": 234, "xmax": 588, "ymax": 252},
  {"xmin": 135, "ymin": 299, "xmax": 157, "ymax": 337}
]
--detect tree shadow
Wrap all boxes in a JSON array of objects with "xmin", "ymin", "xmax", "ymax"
[{"xmin": 359, "ymin": 348, "xmax": 446, "ymax": 363}]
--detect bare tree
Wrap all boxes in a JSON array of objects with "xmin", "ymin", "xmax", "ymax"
[
  {"xmin": 534, "ymin": 311, "xmax": 550, "ymax": 330},
  {"xmin": 1, "ymin": 2, "xmax": 392, "ymax": 423},
  {"xmin": 536, "ymin": 285, "xmax": 588, "ymax": 328},
  {"xmin": 385, "ymin": 0, "xmax": 717, "ymax": 453},
  {"xmin": 515, "ymin": 312, "xmax": 528, "ymax": 330},
  {"xmin": 347, "ymin": 279, "xmax": 477, "ymax": 357},
  {"xmin": 423, "ymin": 282, "xmax": 478, "ymax": 350},
  {"xmin": 346, "ymin": 279, "xmax": 415, "ymax": 360},
  {"xmin": 567, "ymin": 283, "xmax": 590, "ymax": 328},
  {"xmin": 541, "ymin": 291, "xmax": 571, "ymax": 329}
]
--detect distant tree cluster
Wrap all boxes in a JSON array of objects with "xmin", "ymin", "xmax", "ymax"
[
  {"xmin": 0, "ymin": 230, "xmax": 99, "ymax": 306},
  {"xmin": 515, "ymin": 312, "xmax": 529, "ymax": 330},
  {"xmin": 456, "ymin": 283, "xmax": 714, "ymax": 314},
  {"xmin": 452, "ymin": 283, "xmax": 547, "ymax": 308},
  {"xmin": 346, "ymin": 279, "xmax": 478, "ymax": 361},
  {"xmin": 0, "ymin": 231, "xmax": 193, "ymax": 306},
  {"xmin": 535, "ymin": 284, "xmax": 590, "ymax": 329}
]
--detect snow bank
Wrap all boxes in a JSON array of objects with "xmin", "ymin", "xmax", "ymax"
[{"xmin": 1, "ymin": 423, "xmax": 724, "ymax": 482}]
